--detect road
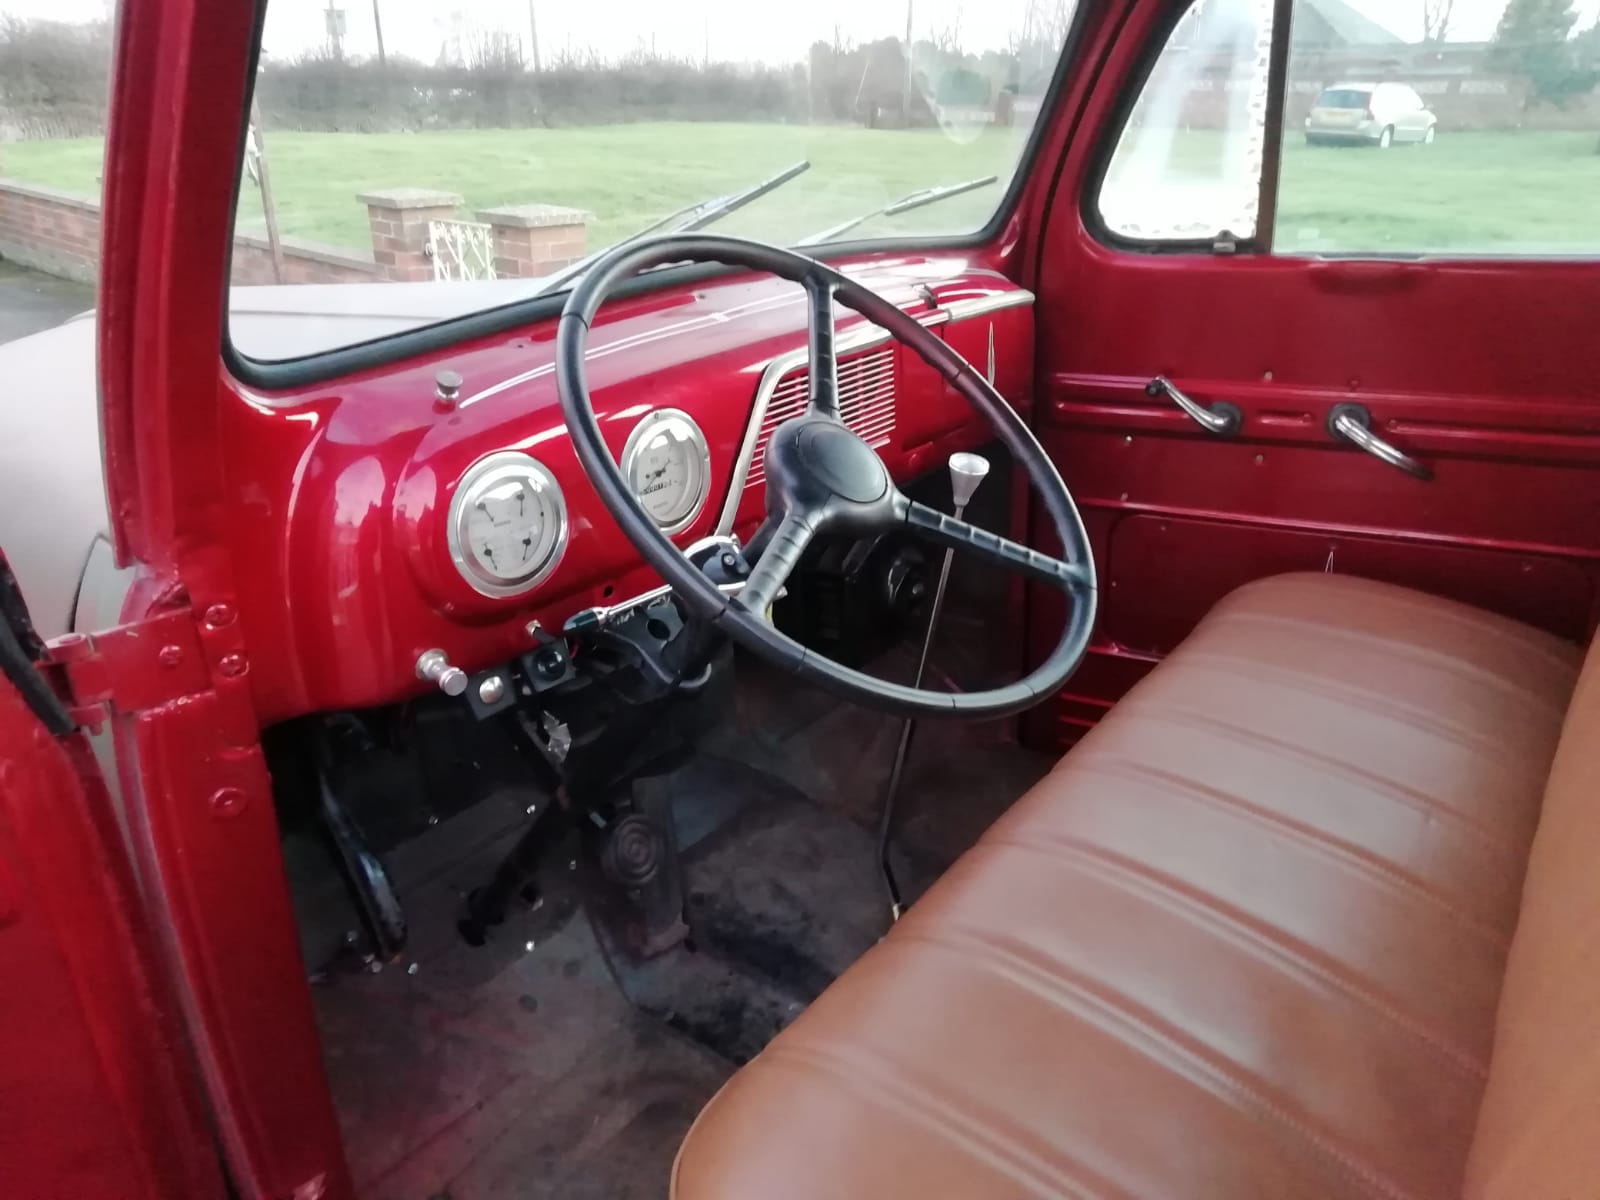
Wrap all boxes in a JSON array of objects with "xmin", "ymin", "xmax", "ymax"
[{"xmin": 0, "ymin": 260, "xmax": 94, "ymax": 345}]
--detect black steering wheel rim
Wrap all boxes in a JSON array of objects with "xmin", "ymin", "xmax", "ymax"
[{"xmin": 555, "ymin": 232, "xmax": 1097, "ymax": 718}]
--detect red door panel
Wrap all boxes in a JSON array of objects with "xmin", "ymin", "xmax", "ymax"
[
  {"xmin": 0, "ymin": 679, "xmax": 222, "ymax": 1200},
  {"xmin": 1026, "ymin": 234, "xmax": 1600, "ymax": 751},
  {"xmin": 1104, "ymin": 515, "xmax": 1593, "ymax": 651}
]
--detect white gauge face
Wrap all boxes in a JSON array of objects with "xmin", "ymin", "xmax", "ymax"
[
  {"xmin": 621, "ymin": 410, "xmax": 711, "ymax": 536},
  {"xmin": 448, "ymin": 453, "xmax": 568, "ymax": 597}
]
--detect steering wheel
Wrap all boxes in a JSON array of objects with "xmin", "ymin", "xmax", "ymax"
[{"xmin": 556, "ymin": 233, "xmax": 1097, "ymax": 718}]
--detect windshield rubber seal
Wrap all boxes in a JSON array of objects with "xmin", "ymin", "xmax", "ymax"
[{"xmin": 221, "ymin": 3, "xmax": 1093, "ymax": 392}]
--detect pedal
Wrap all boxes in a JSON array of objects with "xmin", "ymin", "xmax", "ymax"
[{"xmin": 317, "ymin": 769, "xmax": 407, "ymax": 962}]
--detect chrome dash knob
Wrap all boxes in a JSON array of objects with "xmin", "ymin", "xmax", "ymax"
[
  {"xmin": 415, "ymin": 648, "xmax": 468, "ymax": 697},
  {"xmin": 434, "ymin": 369, "xmax": 464, "ymax": 410}
]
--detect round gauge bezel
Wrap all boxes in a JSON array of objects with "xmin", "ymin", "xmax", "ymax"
[
  {"xmin": 446, "ymin": 451, "xmax": 570, "ymax": 599},
  {"xmin": 620, "ymin": 408, "xmax": 712, "ymax": 536}
]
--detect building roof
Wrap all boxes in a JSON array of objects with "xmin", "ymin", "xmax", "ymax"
[{"xmin": 1294, "ymin": 0, "xmax": 1406, "ymax": 48}]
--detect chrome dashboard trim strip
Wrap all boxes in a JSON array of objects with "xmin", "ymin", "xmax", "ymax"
[
  {"xmin": 458, "ymin": 290, "xmax": 804, "ymax": 410},
  {"xmin": 940, "ymin": 288, "xmax": 1036, "ymax": 322},
  {"xmin": 714, "ymin": 287, "xmax": 1036, "ymax": 534},
  {"xmin": 458, "ymin": 287, "xmax": 1033, "ymax": 413}
]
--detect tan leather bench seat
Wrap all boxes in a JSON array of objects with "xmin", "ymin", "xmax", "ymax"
[{"xmin": 674, "ymin": 574, "xmax": 1599, "ymax": 1199}]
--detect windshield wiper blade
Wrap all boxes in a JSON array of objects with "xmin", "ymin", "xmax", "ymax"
[
  {"xmin": 532, "ymin": 160, "xmax": 810, "ymax": 297},
  {"xmin": 795, "ymin": 175, "xmax": 999, "ymax": 247},
  {"xmin": 676, "ymin": 159, "xmax": 811, "ymax": 232}
]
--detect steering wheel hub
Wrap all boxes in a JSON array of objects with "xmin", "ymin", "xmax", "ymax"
[{"xmin": 777, "ymin": 419, "xmax": 889, "ymax": 505}]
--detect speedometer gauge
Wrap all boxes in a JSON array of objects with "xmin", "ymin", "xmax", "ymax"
[
  {"xmin": 621, "ymin": 409, "xmax": 711, "ymax": 536},
  {"xmin": 448, "ymin": 452, "xmax": 568, "ymax": 597}
]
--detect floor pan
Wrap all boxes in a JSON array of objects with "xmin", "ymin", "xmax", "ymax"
[
  {"xmin": 295, "ymin": 581, "xmax": 1052, "ymax": 1195},
  {"xmin": 595, "ymin": 754, "xmax": 924, "ymax": 1064},
  {"xmin": 301, "ymin": 752, "xmax": 924, "ymax": 1195},
  {"xmin": 295, "ymin": 789, "xmax": 725, "ymax": 1198}
]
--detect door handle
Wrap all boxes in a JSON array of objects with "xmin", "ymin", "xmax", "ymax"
[
  {"xmin": 1327, "ymin": 403, "xmax": 1433, "ymax": 481},
  {"xmin": 1146, "ymin": 377, "xmax": 1242, "ymax": 437}
]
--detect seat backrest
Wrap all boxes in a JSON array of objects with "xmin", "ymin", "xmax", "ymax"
[{"xmin": 1465, "ymin": 636, "xmax": 1600, "ymax": 1197}]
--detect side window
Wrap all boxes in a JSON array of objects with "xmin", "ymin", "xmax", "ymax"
[
  {"xmin": 1096, "ymin": 0, "xmax": 1600, "ymax": 258},
  {"xmin": 1096, "ymin": 0, "xmax": 1276, "ymax": 244}
]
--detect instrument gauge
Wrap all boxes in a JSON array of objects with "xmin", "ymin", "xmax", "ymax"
[
  {"xmin": 448, "ymin": 452, "xmax": 568, "ymax": 597},
  {"xmin": 621, "ymin": 409, "xmax": 711, "ymax": 536}
]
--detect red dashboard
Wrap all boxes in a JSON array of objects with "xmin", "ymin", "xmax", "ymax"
[{"xmin": 220, "ymin": 255, "xmax": 1036, "ymax": 724}]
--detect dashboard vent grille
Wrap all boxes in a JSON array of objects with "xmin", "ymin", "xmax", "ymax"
[{"xmin": 747, "ymin": 345, "xmax": 896, "ymax": 492}]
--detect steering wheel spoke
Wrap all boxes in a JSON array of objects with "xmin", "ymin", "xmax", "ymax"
[
  {"xmin": 901, "ymin": 499, "xmax": 1091, "ymax": 593},
  {"xmin": 733, "ymin": 509, "xmax": 817, "ymax": 618},
  {"xmin": 804, "ymin": 273, "xmax": 841, "ymax": 420}
]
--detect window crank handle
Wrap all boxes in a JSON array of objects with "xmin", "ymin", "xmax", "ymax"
[
  {"xmin": 1146, "ymin": 377, "xmax": 1242, "ymax": 437},
  {"xmin": 1326, "ymin": 403, "xmax": 1433, "ymax": 482}
]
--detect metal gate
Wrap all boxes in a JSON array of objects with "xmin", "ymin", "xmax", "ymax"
[{"xmin": 427, "ymin": 219, "xmax": 497, "ymax": 281}]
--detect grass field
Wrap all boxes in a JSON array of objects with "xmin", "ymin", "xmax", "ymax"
[
  {"xmin": 0, "ymin": 123, "xmax": 1026, "ymax": 253},
  {"xmin": 3, "ymin": 123, "xmax": 1597, "ymax": 258},
  {"xmin": 1112, "ymin": 127, "xmax": 1600, "ymax": 254}
]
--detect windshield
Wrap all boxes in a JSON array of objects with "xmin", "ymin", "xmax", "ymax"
[
  {"xmin": 1316, "ymin": 89, "xmax": 1372, "ymax": 110},
  {"xmin": 210, "ymin": 0, "xmax": 1077, "ymax": 361}
]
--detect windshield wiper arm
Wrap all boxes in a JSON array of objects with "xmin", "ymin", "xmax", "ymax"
[
  {"xmin": 795, "ymin": 175, "xmax": 999, "ymax": 247},
  {"xmin": 675, "ymin": 159, "xmax": 812, "ymax": 232},
  {"xmin": 532, "ymin": 160, "xmax": 810, "ymax": 297}
]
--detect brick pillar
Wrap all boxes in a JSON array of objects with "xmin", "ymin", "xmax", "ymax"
[
  {"xmin": 479, "ymin": 204, "xmax": 591, "ymax": 278},
  {"xmin": 358, "ymin": 188, "xmax": 464, "ymax": 282}
]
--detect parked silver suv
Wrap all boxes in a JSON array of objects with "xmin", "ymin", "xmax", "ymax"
[{"xmin": 1305, "ymin": 82, "xmax": 1438, "ymax": 149}]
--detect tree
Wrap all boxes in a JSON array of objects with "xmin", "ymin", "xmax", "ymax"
[
  {"xmin": 928, "ymin": 13, "xmax": 964, "ymax": 55},
  {"xmin": 1489, "ymin": 0, "xmax": 1595, "ymax": 104},
  {"xmin": 1012, "ymin": 0, "xmax": 1073, "ymax": 77},
  {"xmin": 0, "ymin": 16, "xmax": 113, "ymax": 137},
  {"xmin": 1575, "ymin": 20, "xmax": 1600, "ymax": 149},
  {"xmin": 1421, "ymin": 0, "xmax": 1456, "ymax": 43}
]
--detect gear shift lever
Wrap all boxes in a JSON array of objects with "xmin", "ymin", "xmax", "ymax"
[{"xmin": 875, "ymin": 452, "xmax": 990, "ymax": 922}]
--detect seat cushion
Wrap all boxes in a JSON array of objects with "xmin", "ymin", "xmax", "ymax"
[{"xmin": 673, "ymin": 574, "xmax": 1583, "ymax": 1200}]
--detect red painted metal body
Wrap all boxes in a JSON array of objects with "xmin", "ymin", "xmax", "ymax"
[
  {"xmin": 4, "ymin": 0, "xmax": 1597, "ymax": 1194},
  {"xmin": 26, "ymin": 0, "xmax": 1057, "ymax": 1192},
  {"xmin": 0, "ymin": 682, "xmax": 222, "ymax": 1200},
  {"xmin": 84, "ymin": 0, "xmax": 362, "ymax": 1193},
  {"xmin": 1016, "ymin": 0, "xmax": 1600, "ymax": 747},
  {"xmin": 1024, "ymin": 255, "xmax": 1600, "ymax": 748},
  {"xmin": 223, "ymin": 263, "xmax": 1032, "ymax": 722}
]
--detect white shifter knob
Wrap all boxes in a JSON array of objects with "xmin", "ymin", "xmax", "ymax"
[{"xmin": 948, "ymin": 452, "xmax": 991, "ymax": 510}]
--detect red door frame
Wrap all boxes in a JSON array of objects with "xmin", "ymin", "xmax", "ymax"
[
  {"xmin": 92, "ymin": 0, "xmax": 1147, "ymax": 1195},
  {"xmin": 0, "ymin": 672, "xmax": 222, "ymax": 1199},
  {"xmin": 98, "ymin": 1, "xmax": 352, "ymax": 1196}
]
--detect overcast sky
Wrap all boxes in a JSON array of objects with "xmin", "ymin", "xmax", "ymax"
[{"xmin": 3, "ymin": 0, "xmax": 1598, "ymax": 65}]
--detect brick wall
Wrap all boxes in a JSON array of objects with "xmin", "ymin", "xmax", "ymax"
[
  {"xmin": 0, "ymin": 180, "xmax": 101, "ymax": 283},
  {"xmin": 358, "ymin": 188, "xmax": 465, "ymax": 282},
  {"xmin": 358, "ymin": 190, "xmax": 590, "ymax": 281},
  {"xmin": 1, "ymin": 178, "xmax": 591, "ymax": 289},
  {"xmin": 0, "ymin": 178, "xmax": 384, "ymax": 287},
  {"xmin": 229, "ymin": 233, "xmax": 384, "ymax": 285},
  {"xmin": 479, "ymin": 203, "xmax": 589, "ymax": 278}
]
